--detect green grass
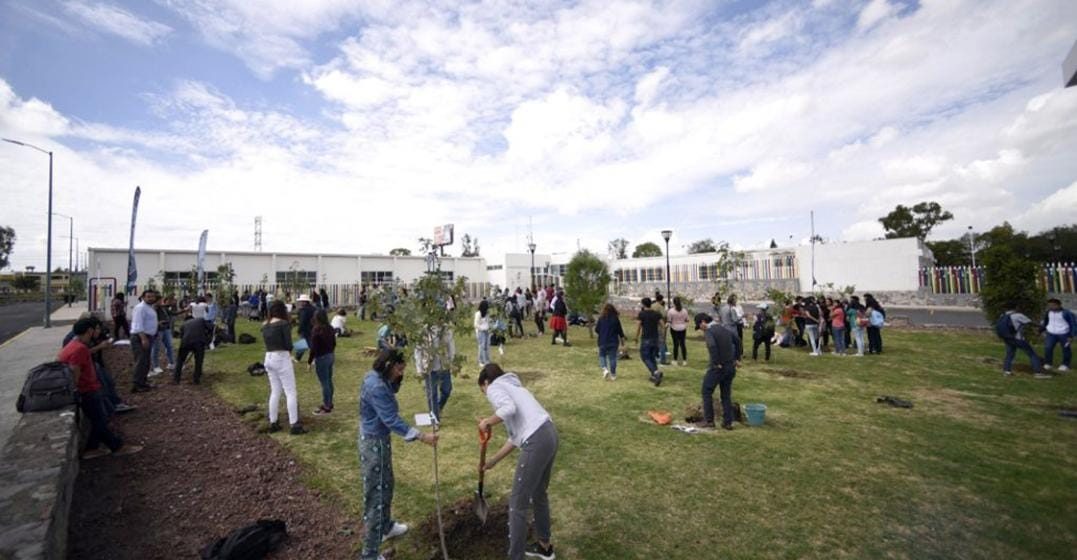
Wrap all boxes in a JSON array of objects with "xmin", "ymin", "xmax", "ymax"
[{"xmin": 203, "ymin": 319, "xmax": 1077, "ymax": 559}]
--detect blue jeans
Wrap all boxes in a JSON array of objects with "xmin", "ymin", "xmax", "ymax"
[
  {"xmin": 640, "ymin": 338, "xmax": 659, "ymax": 374},
  {"xmin": 94, "ymin": 360, "xmax": 121, "ymax": 411},
  {"xmin": 598, "ymin": 346, "xmax": 619, "ymax": 375},
  {"xmin": 314, "ymin": 353, "xmax": 335, "ymax": 409},
  {"xmin": 805, "ymin": 325, "xmax": 820, "ymax": 354},
  {"xmin": 1044, "ymin": 334, "xmax": 1072, "ymax": 368},
  {"xmin": 151, "ymin": 329, "xmax": 175, "ymax": 367},
  {"xmin": 1003, "ymin": 338, "xmax": 1042, "ymax": 372},
  {"xmin": 359, "ymin": 436, "xmax": 396, "ymax": 560},
  {"xmin": 851, "ymin": 326, "xmax": 865, "ymax": 355},
  {"xmin": 80, "ymin": 391, "xmax": 123, "ymax": 452},
  {"xmin": 476, "ymin": 330, "xmax": 491, "ymax": 365},
  {"xmin": 832, "ymin": 327, "xmax": 846, "ymax": 354},
  {"xmin": 425, "ymin": 370, "xmax": 452, "ymax": 418}
]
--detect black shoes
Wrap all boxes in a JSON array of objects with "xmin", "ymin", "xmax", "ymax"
[
  {"xmin": 721, "ymin": 423, "xmax": 734, "ymax": 431},
  {"xmin": 290, "ymin": 424, "xmax": 307, "ymax": 435},
  {"xmin": 649, "ymin": 370, "xmax": 664, "ymax": 387},
  {"xmin": 268, "ymin": 422, "xmax": 282, "ymax": 433},
  {"xmin": 524, "ymin": 542, "xmax": 555, "ymax": 560}
]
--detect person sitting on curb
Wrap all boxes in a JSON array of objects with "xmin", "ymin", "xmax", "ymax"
[
  {"xmin": 695, "ymin": 313, "xmax": 741, "ymax": 430},
  {"xmin": 63, "ymin": 314, "xmax": 135, "ymax": 414},
  {"xmin": 59, "ymin": 318, "xmax": 143, "ymax": 460},
  {"xmin": 1041, "ymin": 298, "xmax": 1076, "ymax": 372},
  {"xmin": 478, "ymin": 363, "xmax": 559, "ymax": 560},
  {"xmin": 996, "ymin": 306, "xmax": 1046, "ymax": 378}
]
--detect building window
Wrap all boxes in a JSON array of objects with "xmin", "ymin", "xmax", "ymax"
[
  {"xmin": 361, "ymin": 271, "xmax": 394, "ymax": 285},
  {"xmin": 276, "ymin": 270, "xmax": 317, "ymax": 285},
  {"xmin": 486, "ymin": 265, "xmax": 503, "ymax": 271}
]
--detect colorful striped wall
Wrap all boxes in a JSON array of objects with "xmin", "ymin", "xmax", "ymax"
[{"xmin": 919, "ymin": 263, "xmax": 1076, "ymax": 294}]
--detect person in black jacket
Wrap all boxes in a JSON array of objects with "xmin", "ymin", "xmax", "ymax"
[
  {"xmin": 296, "ymin": 294, "xmax": 316, "ymax": 361},
  {"xmin": 695, "ymin": 313, "xmax": 741, "ymax": 430},
  {"xmin": 175, "ymin": 317, "xmax": 209, "ymax": 384}
]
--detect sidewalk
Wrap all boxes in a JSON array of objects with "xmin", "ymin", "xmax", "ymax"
[
  {"xmin": 0, "ymin": 326, "xmax": 68, "ymax": 464},
  {"xmin": 50, "ymin": 301, "xmax": 90, "ymax": 325}
]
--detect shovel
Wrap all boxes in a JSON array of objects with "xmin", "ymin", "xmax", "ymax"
[{"xmin": 474, "ymin": 428, "xmax": 491, "ymax": 523}]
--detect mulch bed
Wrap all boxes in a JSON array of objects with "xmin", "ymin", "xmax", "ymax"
[{"xmin": 67, "ymin": 346, "xmax": 359, "ymax": 559}]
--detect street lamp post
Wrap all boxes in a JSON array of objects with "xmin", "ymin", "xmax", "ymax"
[
  {"xmin": 661, "ymin": 230, "xmax": 672, "ymax": 301},
  {"xmin": 967, "ymin": 226, "xmax": 977, "ymax": 268},
  {"xmin": 3, "ymin": 138, "xmax": 53, "ymax": 328},
  {"xmin": 528, "ymin": 242, "xmax": 536, "ymax": 290}
]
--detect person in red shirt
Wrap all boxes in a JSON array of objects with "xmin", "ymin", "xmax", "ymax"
[{"xmin": 59, "ymin": 319, "xmax": 142, "ymax": 460}]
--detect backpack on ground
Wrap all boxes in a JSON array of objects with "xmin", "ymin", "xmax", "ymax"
[
  {"xmin": 238, "ymin": 333, "xmax": 257, "ymax": 344},
  {"xmin": 17, "ymin": 362, "xmax": 78, "ymax": 413},
  {"xmin": 200, "ymin": 519, "xmax": 287, "ymax": 560},
  {"xmin": 995, "ymin": 312, "xmax": 1016, "ymax": 339},
  {"xmin": 247, "ymin": 362, "xmax": 267, "ymax": 376}
]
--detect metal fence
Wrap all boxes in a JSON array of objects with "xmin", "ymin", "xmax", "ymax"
[{"xmin": 919, "ymin": 263, "xmax": 1076, "ymax": 294}]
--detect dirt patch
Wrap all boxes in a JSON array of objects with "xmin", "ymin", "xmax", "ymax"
[
  {"xmin": 684, "ymin": 400, "xmax": 744, "ymax": 424},
  {"xmin": 68, "ymin": 346, "xmax": 359, "ymax": 560},
  {"xmin": 412, "ymin": 497, "xmax": 510, "ymax": 560},
  {"xmin": 760, "ymin": 367, "xmax": 819, "ymax": 379}
]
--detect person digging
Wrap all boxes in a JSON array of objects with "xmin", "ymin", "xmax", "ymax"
[
  {"xmin": 477, "ymin": 363, "xmax": 559, "ymax": 560},
  {"xmin": 695, "ymin": 313, "xmax": 741, "ymax": 430}
]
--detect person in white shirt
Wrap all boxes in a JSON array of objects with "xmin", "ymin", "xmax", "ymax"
[
  {"xmin": 330, "ymin": 309, "xmax": 349, "ymax": 337},
  {"xmin": 129, "ymin": 290, "xmax": 160, "ymax": 392},
  {"xmin": 189, "ymin": 296, "xmax": 208, "ymax": 320},
  {"xmin": 1041, "ymin": 298, "xmax": 1076, "ymax": 371},
  {"xmin": 478, "ymin": 363, "xmax": 558, "ymax": 560},
  {"xmin": 474, "ymin": 300, "xmax": 492, "ymax": 366},
  {"xmin": 533, "ymin": 288, "xmax": 547, "ymax": 335}
]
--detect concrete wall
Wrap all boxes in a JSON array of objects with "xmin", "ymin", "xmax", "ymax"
[{"xmin": 794, "ymin": 238, "xmax": 931, "ymax": 292}]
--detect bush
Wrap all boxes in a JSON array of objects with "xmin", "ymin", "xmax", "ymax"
[{"xmin": 979, "ymin": 243, "xmax": 1044, "ymax": 325}]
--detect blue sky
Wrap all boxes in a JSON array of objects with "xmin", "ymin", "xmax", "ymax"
[{"xmin": 1, "ymin": 0, "xmax": 1075, "ymax": 271}]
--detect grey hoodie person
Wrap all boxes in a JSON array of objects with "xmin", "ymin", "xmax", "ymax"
[{"xmin": 485, "ymin": 372, "xmax": 552, "ymax": 447}]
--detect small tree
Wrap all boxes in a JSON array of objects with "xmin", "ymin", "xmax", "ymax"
[
  {"xmin": 461, "ymin": 234, "xmax": 480, "ymax": 257},
  {"xmin": 980, "ymin": 243, "xmax": 1044, "ymax": 326},
  {"xmin": 12, "ymin": 274, "xmax": 39, "ymax": 292},
  {"xmin": 563, "ymin": 250, "xmax": 610, "ymax": 338},
  {"xmin": 927, "ymin": 239, "xmax": 970, "ymax": 266},
  {"xmin": 0, "ymin": 226, "xmax": 15, "ymax": 270},
  {"xmin": 378, "ymin": 273, "xmax": 475, "ymax": 380},
  {"xmin": 608, "ymin": 238, "xmax": 629, "ymax": 259},
  {"xmin": 632, "ymin": 242, "xmax": 663, "ymax": 258},
  {"xmin": 879, "ymin": 201, "xmax": 953, "ymax": 240},
  {"xmin": 69, "ymin": 275, "xmax": 86, "ymax": 301},
  {"xmin": 389, "ymin": 248, "xmax": 412, "ymax": 256},
  {"xmin": 687, "ymin": 238, "xmax": 718, "ymax": 254}
]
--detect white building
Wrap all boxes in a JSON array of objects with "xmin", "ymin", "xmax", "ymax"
[
  {"xmin": 86, "ymin": 247, "xmax": 489, "ymax": 309},
  {"xmin": 486, "ymin": 252, "xmax": 575, "ymax": 291}
]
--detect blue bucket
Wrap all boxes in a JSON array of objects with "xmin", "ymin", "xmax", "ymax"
[{"xmin": 744, "ymin": 403, "xmax": 767, "ymax": 427}]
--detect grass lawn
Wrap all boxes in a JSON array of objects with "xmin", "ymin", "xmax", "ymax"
[{"xmin": 202, "ymin": 318, "xmax": 1077, "ymax": 559}]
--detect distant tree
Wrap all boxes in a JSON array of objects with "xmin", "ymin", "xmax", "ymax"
[
  {"xmin": 0, "ymin": 226, "xmax": 14, "ymax": 270},
  {"xmin": 879, "ymin": 201, "xmax": 953, "ymax": 240},
  {"xmin": 687, "ymin": 238, "xmax": 718, "ymax": 254},
  {"xmin": 980, "ymin": 241, "xmax": 1044, "ymax": 327},
  {"xmin": 389, "ymin": 248, "xmax": 412, "ymax": 256},
  {"xmin": 632, "ymin": 242, "xmax": 663, "ymax": 258},
  {"xmin": 926, "ymin": 239, "xmax": 968, "ymax": 266},
  {"xmin": 461, "ymin": 234, "xmax": 481, "ymax": 257},
  {"xmin": 12, "ymin": 274, "xmax": 39, "ymax": 292},
  {"xmin": 1027, "ymin": 224, "xmax": 1077, "ymax": 263},
  {"xmin": 563, "ymin": 250, "xmax": 611, "ymax": 338},
  {"xmin": 417, "ymin": 237, "xmax": 434, "ymax": 254},
  {"xmin": 608, "ymin": 238, "xmax": 629, "ymax": 260}
]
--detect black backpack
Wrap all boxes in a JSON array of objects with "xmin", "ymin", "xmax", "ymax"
[
  {"xmin": 200, "ymin": 519, "xmax": 287, "ymax": 560},
  {"xmin": 238, "ymin": 333, "xmax": 257, "ymax": 344},
  {"xmin": 17, "ymin": 362, "xmax": 78, "ymax": 413},
  {"xmin": 247, "ymin": 362, "xmax": 267, "ymax": 376},
  {"xmin": 995, "ymin": 312, "xmax": 1017, "ymax": 339}
]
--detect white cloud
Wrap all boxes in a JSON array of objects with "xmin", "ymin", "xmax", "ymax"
[
  {"xmin": 1014, "ymin": 181, "xmax": 1077, "ymax": 233},
  {"xmin": 62, "ymin": 0, "xmax": 172, "ymax": 46},
  {"xmin": 857, "ymin": 0, "xmax": 895, "ymax": 30}
]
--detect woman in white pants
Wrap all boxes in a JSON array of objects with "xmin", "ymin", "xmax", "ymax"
[{"xmin": 261, "ymin": 301, "xmax": 306, "ymax": 435}]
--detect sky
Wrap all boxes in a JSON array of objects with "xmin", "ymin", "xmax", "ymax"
[{"xmin": 1, "ymin": 0, "xmax": 1075, "ymax": 272}]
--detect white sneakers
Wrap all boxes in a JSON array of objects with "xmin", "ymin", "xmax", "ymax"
[
  {"xmin": 602, "ymin": 367, "xmax": 610, "ymax": 380},
  {"xmin": 1059, "ymin": 365, "xmax": 1070, "ymax": 372},
  {"xmin": 383, "ymin": 521, "xmax": 408, "ymax": 541},
  {"xmin": 1044, "ymin": 365, "xmax": 1052, "ymax": 370},
  {"xmin": 149, "ymin": 367, "xmax": 163, "ymax": 377}
]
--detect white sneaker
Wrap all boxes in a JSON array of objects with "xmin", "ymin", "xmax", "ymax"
[
  {"xmin": 153, "ymin": 367, "xmax": 163, "ymax": 374},
  {"xmin": 166, "ymin": 363, "xmax": 175, "ymax": 371},
  {"xmin": 383, "ymin": 521, "xmax": 408, "ymax": 541},
  {"xmin": 602, "ymin": 367, "xmax": 610, "ymax": 380},
  {"xmin": 498, "ymin": 345, "xmax": 505, "ymax": 356},
  {"xmin": 1003, "ymin": 371, "xmax": 1013, "ymax": 377},
  {"xmin": 148, "ymin": 369, "xmax": 161, "ymax": 378},
  {"xmin": 1044, "ymin": 364, "xmax": 1053, "ymax": 370},
  {"xmin": 1034, "ymin": 373, "xmax": 1052, "ymax": 379},
  {"xmin": 1059, "ymin": 365, "xmax": 1070, "ymax": 372}
]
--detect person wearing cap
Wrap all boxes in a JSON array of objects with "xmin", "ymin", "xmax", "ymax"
[{"xmin": 695, "ymin": 312, "xmax": 741, "ymax": 429}]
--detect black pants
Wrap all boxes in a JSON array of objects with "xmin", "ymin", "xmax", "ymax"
[
  {"xmin": 735, "ymin": 326, "xmax": 744, "ymax": 357},
  {"xmin": 551, "ymin": 329, "xmax": 567, "ymax": 344},
  {"xmin": 794, "ymin": 318, "xmax": 806, "ymax": 346},
  {"xmin": 113, "ymin": 315, "xmax": 130, "ymax": 340},
  {"xmin": 670, "ymin": 329, "xmax": 687, "ymax": 360},
  {"xmin": 226, "ymin": 318, "xmax": 236, "ymax": 342},
  {"xmin": 512, "ymin": 316, "xmax": 524, "ymax": 337},
  {"xmin": 844, "ymin": 326, "xmax": 852, "ymax": 349},
  {"xmin": 534, "ymin": 312, "xmax": 546, "ymax": 334},
  {"xmin": 867, "ymin": 327, "xmax": 883, "ymax": 354},
  {"xmin": 130, "ymin": 336, "xmax": 151, "ymax": 388},
  {"xmin": 176, "ymin": 343, "xmax": 206, "ymax": 383},
  {"xmin": 702, "ymin": 365, "xmax": 736, "ymax": 426},
  {"xmin": 753, "ymin": 338, "xmax": 771, "ymax": 361},
  {"xmin": 821, "ymin": 325, "xmax": 830, "ymax": 348},
  {"xmin": 80, "ymin": 391, "xmax": 123, "ymax": 451}
]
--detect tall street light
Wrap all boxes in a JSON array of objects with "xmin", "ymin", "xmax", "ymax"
[
  {"xmin": 528, "ymin": 242, "xmax": 537, "ymax": 290},
  {"xmin": 661, "ymin": 229, "xmax": 672, "ymax": 300},
  {"xmin": 967, "ymin": 225, "xmax": 977, "ymax": 268},
  {"xmin": 53, "ymin": 212, "xmax": 73, "ymax": 272},
  {"xmin": 3, "ymin": 137, "xmax": 54, "ymax": 328}
]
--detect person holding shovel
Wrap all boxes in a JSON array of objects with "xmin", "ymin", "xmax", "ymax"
[
  {"xmin": 359, "ymin": 349, "xmax": 438, "ymax": 560},
  {"xmin": 478, "ymin": 363, "xmax": 559, "ymax": 560}
]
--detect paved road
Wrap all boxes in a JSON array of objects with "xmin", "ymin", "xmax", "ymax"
[{"xmin": 0, "ymin": 301, "xmax": 68, "ymax": 345}]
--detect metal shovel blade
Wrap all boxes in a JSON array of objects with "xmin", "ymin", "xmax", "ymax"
[
  {"xmin": 474, "ymin": 488, "xmax": 489, "ymax": 524},
  {"xmin": 475, "ymin": 428, "xmax": 491, "ymax": 523}
]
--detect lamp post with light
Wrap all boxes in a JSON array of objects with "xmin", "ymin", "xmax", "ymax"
[
  {"xmin": 3, "ymin": 137, "xmax": 54, "ymax": 327},
  {"xmin": 528, "ymin": 242, "xmax": 537, "ymax": 290},
  {"xmin": 661, "ymin": 230, "xmax": 672, "ymax": 301}
]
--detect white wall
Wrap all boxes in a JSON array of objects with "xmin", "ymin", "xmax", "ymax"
[{"xmin": 794, "ymin": 238, "xmax": 931, "ymax": 292}]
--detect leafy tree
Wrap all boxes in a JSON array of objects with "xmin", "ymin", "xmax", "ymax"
[
  {"xmin": 461, "ymin": 234, "xmax": 480, "ymax": 257},
  {"xmin": 417, "ymin": 237, "xmax": 434, "ymax": 254},
  {"xmin": 1027, "ymin": 224, "xmax": 1077, "ymax": 263},
  {"xmin": 389, "ymin": 248, "xmax": 412, "ymax": 256},
  {"xmin": 632, "ymin": 242, "xmax": 663, "ymax": 258},
  {"xmin": 563, "ymin": 250, "xmax": 611, "ymax": 338},
  {"xmin": 926, "ymin": 239, "xmax": 969, "ymax": 266},
  {"xmin": 12, "ymin": 274, "xmax": 39, "ymax": 292},
  {"xmin": 879, "ymin": 201, "xmax": 953, "ymax": 240},
  {"xmin": 0, "ymin": 226, "xmax": 14, "ymax": 270},
  {"xmin": 376, "ymin": 272, "xmax": 475, "ymax": 379},
  {"xmin": 979, "ymin": 242, "xmax": 1044, "ymax": 327},
  {"xmin": 608, "ymin": 238, "xmax": 629, "ymax": 259},
  {"xmin": 68, "ymin": 275, "xmax": 85, "ymax": 300},
  {"xmin": 687, "ymin": 238, "xmax": 718, "ymax": 254}
]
